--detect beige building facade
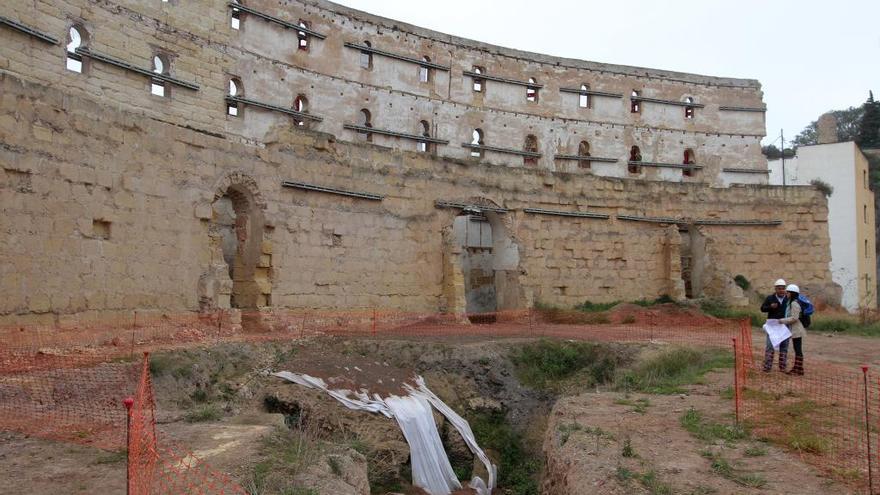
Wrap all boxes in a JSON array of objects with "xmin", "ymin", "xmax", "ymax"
[
  {"xmin": 0, "ymin": 0, "xmax": 836, "ymax": 324},
  {"xmin": 769, "ymin": 142, "xmax": 877, "ymax": 311}
]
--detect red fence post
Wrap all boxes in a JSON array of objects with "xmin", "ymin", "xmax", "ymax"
[
  {"xmin": 123, "ymin": 396, "xmax": 134, "ymax": 495},
  {"xmin": 862, "ymin": 365, "xmax": 874, "ymax": 495},
  {"xmin": 733, "ymin": 337, "xmax": 740, "ymax": 426}
]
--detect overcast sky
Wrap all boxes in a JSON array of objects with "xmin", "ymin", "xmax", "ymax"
[{"xmin": 333, "ymin": 0, "xmax": 879, "ymax": 147}]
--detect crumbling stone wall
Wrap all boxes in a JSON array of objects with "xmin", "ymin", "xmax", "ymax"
[{"xmin": 0, "ymin": 0, "xmax": 833, "ymax": 324}]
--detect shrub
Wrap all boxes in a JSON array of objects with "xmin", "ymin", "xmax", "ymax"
[
  {"xmin": 574, "ymin": 300, "xmax": 619, "ymax": 312},
  {"xmin": 511, "ymin": 340, "xmax": 628, "ymax": 391},
  {"xmin": 810, "ymin": 179, "xmax": 834, "ymax": 197}
]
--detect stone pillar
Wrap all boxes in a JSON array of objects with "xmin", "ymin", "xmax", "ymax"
[
  {"xmin": 817, "ymin": 113, "xmax": 838, "ymax": 145},
  {"xmin": 662, "ymin": 225, "xmax": 687, "ymax": 301}
]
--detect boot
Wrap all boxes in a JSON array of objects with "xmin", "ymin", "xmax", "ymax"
[
  {"xmin": 787, "ymin": 356, "xmax": 804, "ymax": 376},
  {"xmin": 762, "ymin": 349, "xmax": 774, "ymax": 372},
  {"xmin": 778, "ymin": 352, "xmax": 788, "ymax": 372}
]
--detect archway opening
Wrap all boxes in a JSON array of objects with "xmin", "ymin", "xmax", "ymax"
[{"xmin": 210, "ymin": 185, "xmax": 266, "ymax": 309}]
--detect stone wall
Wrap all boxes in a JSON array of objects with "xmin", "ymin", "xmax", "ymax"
[{"xmin": 0, "ymin": 71, "xmax": 833, "ymax": 324}]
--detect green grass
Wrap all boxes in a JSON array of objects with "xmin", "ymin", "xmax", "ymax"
[
  {"xmin": 621, "ymin": 437, "xmax": 636, "ymax": 458},
  {"xmin": 809, "ymin": 317, "xmax": 880, "ymax": 337},
  {"xmin": 511, "ymin": 339, "xmax": 628, "ymax": 392},
  {"xmin": 699, "ymin": 298, "xmax": 763, "ymax": 327},
  {"xmin": 638, "ymin": 470, "xmax": 674, "ymax": 495},
  {"xmin": 679, "ymin": 408, "xmax": 747, "ymax": 443},
  {"xmin": 574, "ymin": 300, "xmax": 620, "ymax": 312},
  {"xmin": 469, "ymin": 410, "xmax": 541, "ymax": 495},
  {"xmin": 744, "ymin": 444, "xmax": 768, "ymax": 457},
  {"xmin": 702, "ymin": 451, "xmax": 767, "ymax": 488},
  {"xmin": 184, "ymin": 404, "xmax": 223, "ymax": 423},
  {"xmin": 613, "ymin": 397, "xmax": 651, "ymax": 414},
  {"xmin": 615, "ymin": 347, "xmax": 734, "ymax": 394}
]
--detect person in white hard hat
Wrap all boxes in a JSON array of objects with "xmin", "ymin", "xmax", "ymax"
[
  {"xmin": 760, "ymin": 279, "xmax": 790, "ymax": 372},
  {"xmin": 774, "ymin": 284, "xmax": 806, "ymax": 375}
]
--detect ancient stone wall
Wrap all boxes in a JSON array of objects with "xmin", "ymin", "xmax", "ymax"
[{"xmin": 0, "ymin": 1, "xmax": 833, "ymax": 324}]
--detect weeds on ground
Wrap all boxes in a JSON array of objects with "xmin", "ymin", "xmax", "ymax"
[
  {"xmin": 537, "ymin": 305, "xmax": 611, "ymax": 324},
  {"xmin": 809, "ymin": 316, "xmax": 880, "ymax": 337},
  {"xmin": 615, "ymin": 467, "xmax": 674, "ymax": 495},
  {"xmin": 511, "ymin": 339, "xmax": 629, "ymax": 392},
  {"xmin": 699, "ymin": 298, "xmax": 763, "ymax": 327},
  {"xmin": 744, "ymin": 444, "xmax": 768, "ymax": 457},
  {"xmin": 613, "ymin": 396, "xmax": 651, "ymax": 414},
  {"xmin": 701, "ymin": 450, "xmax": 767, "ymax": 488},
  {"xmin": 184, "ymin": 404, "xmax": 223, "ymax": 423},
  {"xmin": 679, "ymin": 408, "xmax": 747, "ymax": 443},
  {"xmin": 615, "ymin": 347, "xmax": 733, "ymax": 394},
  {"xmin": 469, "ymin": 410, "xmax": 541, "ymax": 495},
  {"xmin": 621, "ymin": 437, "xmax": 636, "ymax": 458},
  {"xmin": 244, "ymin": 423, "xmax": 324, "ymax": 495},
  {"xmin": 92, "ymin": 449, "xmax": 127, "ymax": 465}
]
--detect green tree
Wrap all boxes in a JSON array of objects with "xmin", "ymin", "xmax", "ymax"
[
  {"xmin": 791, "ymin": 106, "xmax": 864, "ymax": 147},
  {"xmin": 760, "ymin": 144, "xmax": 795, "ymax": 159},
  {"xmin": 858, "ymin": 91, "xmax": 880, "ymax": 148}
]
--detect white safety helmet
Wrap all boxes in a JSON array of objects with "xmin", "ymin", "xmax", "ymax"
[
  {"xmin": 774, "ymin": 279, "xmax": 786, "ymax": 287},
  {"xmin": 785, "ymin": 284, "xmax": 800, "ymax": 293}
]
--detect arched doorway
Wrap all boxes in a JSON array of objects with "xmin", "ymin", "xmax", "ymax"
[
  {"xmin": 442, "ymin": 199, "xmax": 524, "ymax": 318},
  {"xmin": 200, "ymin": 173, "xmax": 271, "ymax": 311}
]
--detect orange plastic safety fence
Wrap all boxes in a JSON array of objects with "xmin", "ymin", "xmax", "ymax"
[
  {"xmin": 127, "ymin": 352, "xmax": 248, "ymax": 495},
  {"xmin": 734, "ymin": 329, "xmax": 880, "ymax": 494}
]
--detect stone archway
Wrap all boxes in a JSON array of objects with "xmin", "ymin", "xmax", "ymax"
[
  {"xmin": 441, "ymin": 197, "xmax": 524, "ymax": 317},
  {"xmin": 199, "ymin": 172, "xmax": 272, "ymax": 311}
]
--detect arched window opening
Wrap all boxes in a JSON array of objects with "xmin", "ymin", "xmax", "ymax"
[
  {"xmin": 579, "ymin": 84, "xmax": 590, "ymax": 108},
  {"xmin": 417, "ymin": 120, "xmax": 431, "ymax": 152},
  {"xmin": 151, "ymin": 55, "xmax": 168, "ymax": 97},
  {"xmin": 578, "ymin": 141, "xmax": 591, "ymax": 169},
  {"xmin": 631, "ymin": 90, "xmax": 641, "ymax": 113},
  {"xmin": 628, "ymin": 146, "xmax": 642, "ymax": 173},
  {"xmin": 523, "ymin": 134, "xmax": 538, "ymax": 166},
  {"xmin": 231, "ymin": 0, "xmax": 241, "ymax": 30},
  {"xmin": 470, "ymin": 129, "xmax": 484, "ymax": 157},
  {"xmin": 297, "ymin": 21, "xmax": 310, "ymax": 51},
  {"xmin": 293, "ymin": 95, "xmax": 308, "ymax": 127},
  {"xmin": 360, "ymin": 41, "xmax": 372, "ymax": 69},
  {"xmin": 684, "ymin": 96, "xmax": 695, "ymax": 119},
  {"xmin": 526, "ymin": 78, "xmax": 538, "ymax": 102},
  {"xmin": 360, "ymin": 109, "xmax": 372, "ymax": 142},
  {"xmin": 227, "ymin": 78, "xmax": 242, "ymax": 116},
  {"xmin": 683, "ymin": 148, "xmax": 696, "ymax": 177},
  {"xmin": 472, "ymin": 66, "xmax": 484, "ymax": 92},
  {"xmin": 66, "ymin": 26, "xmax": 86, "ymax": 73},
  {"xmin": 419, "ymin": 56, "xmax": 431, "ymax": 83}
]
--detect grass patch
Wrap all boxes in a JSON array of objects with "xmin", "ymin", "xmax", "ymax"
[
  {"xmin": 638, "ymin": 470, "xmax": 674, "ymax": 495},
  {"xmin": 744, "ymin": 444, "xmax": 768, "ymax": 457},
  {"xmin": 245, "ymin": 425, "xmax": 324, "ymax": 495},
  {"xmin": 810, "ymin": 316, "xmax": 880, "ymax": 337},
  {"xmin": 92, "ymin": 449, "xmax": 127, "ymax": 465},
  {"xmin": 699, "ymin": 298, "xmax": 763, "ymax": 327},
  {"xmin": 470, "ymin": 410, "xmax": 541, "ymax": 495},
  {"xmin": 621, "ymin": 437, "xmax": 636, "ymax": 458},
  {"xmin": 574, "ymin": 300, "xmax": 619, "ymax": 312},
  {"xmin": 703, "ymin": 451, "xmax": 767, "ymax": 488},
  {"xmin": 184, "ymin": 404, "xmax": 223, "ymax": 423},
  {"xmin": 511, "ymin": 339, "xmax": 628, "ymax": 392},
  {"xmin": 613, "ymin": 397, "xmax": 651, "ymax": 414},
  {"xmin": 615, "ymin": 347, "xmax": 733, "ymax": 394},
  {"xmin": 679, "ymin": 408, "xmax": 747, "ymax": 443}
]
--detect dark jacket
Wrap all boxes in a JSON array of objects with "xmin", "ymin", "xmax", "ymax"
[{"xmin": 760, "ymin": 294, "xmax": 789, "ymax": 319}]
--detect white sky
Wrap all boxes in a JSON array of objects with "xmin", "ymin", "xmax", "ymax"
[{"xmin": 332, "ymin": 0, "xmax": 879, "ymax": 146}]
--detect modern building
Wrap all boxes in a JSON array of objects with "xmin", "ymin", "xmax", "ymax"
[{"xmin": 769, "ymin": 142, "xmax": 877, "ymax": 311}]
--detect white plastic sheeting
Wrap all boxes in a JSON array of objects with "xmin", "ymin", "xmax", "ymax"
[{"xmin": 272, "ymin": 371, "xmax": 496, "ymax": 495}]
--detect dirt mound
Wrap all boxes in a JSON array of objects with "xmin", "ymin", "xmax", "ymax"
[{"xmin": 607, "ymin": 303, "xmax": 723, "ymax": 326}]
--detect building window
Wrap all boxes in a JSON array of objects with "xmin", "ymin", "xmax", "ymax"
[
  {"xmin": 227, "ymin": 78, "xmax": 242, "ymax": 116},
  {"xmin": 419, "ymin": 56, "xmax": 431, "ymax": 83},
  {"xmin": 526, "ymin": 78, "xmax": 538, "ymax": 102},
  {"xmin": 66, "ymin": 26, "xmax": 86, "ymax": 73},
  {"xmin": 470, "ymin": 129, "xmax": 484, "ymax": 157},
  {"xmin": 523, "ymin": 135, "xmax": 538, "ymax": 166},
  {"xmin": 472, "ymin": 66, "xmax": 484, "ymax": 92},
  {"xmin": 684, "ymin": 97, "xmax": 695, "ymax": 119},
  {"xmin": 360, "ymin": 109, "xmax": 372, "ymax": 142},
  {"xmin": 629, "ymin": 146, "xmax": 642, "ymax": 173},
  {"xmin": 293, "ymin": 95, "xmax": 308, "ymax": 127},
  {"xmin": 360, "ymin": 41, "xmax": 372, "ymax": 69},
  {"xmin": 683, "ymin": 149, "xmax": 696, "ymax": 177},
  {"xmin": 151, "ymin": 55, "xmax": 168, "ymax": 97},
  {"xmin": 579, "ymin": 84, "xmax": 590, "ymax": 108},
  {"xmin": 578, "ymin": 141, "xmax": 591, "ymax": 169},
  {"xmin": 631, "ymin": 90, "xmax": 641, "ymax": 113},
  {"xmin": 297, "ymin": 21, "xmax": 310, "ymax": 51},
  {"xmin": 417, "ymin": 120, "xmax": 431, "ymax": 152},
  {"xmin": 231, "ymin": 0, "xmax": 241, "ymax": 30}
]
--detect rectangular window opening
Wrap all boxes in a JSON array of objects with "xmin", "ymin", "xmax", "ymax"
[{"xmin": 151, "ymin": 80, "xmax": 166, "ymax": 97}]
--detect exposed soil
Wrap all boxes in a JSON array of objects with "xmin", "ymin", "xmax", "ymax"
[{"xmin": 2, "ymin": 331, "xmax": 876, "ymax": 495}]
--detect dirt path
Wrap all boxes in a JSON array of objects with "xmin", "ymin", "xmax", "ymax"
[{"xmin": 542, "ymin": 367, "xmax": 852, "ymax": 494}]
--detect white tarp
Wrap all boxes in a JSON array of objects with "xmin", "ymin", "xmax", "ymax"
[
  {"xmin": 763, "ymin": 320, "xmax": 792, "ymax": 349},
  {"xmin": 272, "ymin": 371, "xmax": 495, "ymax": 495}
]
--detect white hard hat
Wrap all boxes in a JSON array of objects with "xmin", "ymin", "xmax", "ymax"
[
  {"xmin": 785, "ymin": 284, "xmax": 800, "ymax": 293},
  {"xmin": 774, "ymin": 279, "xmax": 786, "ymax": 287}
]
